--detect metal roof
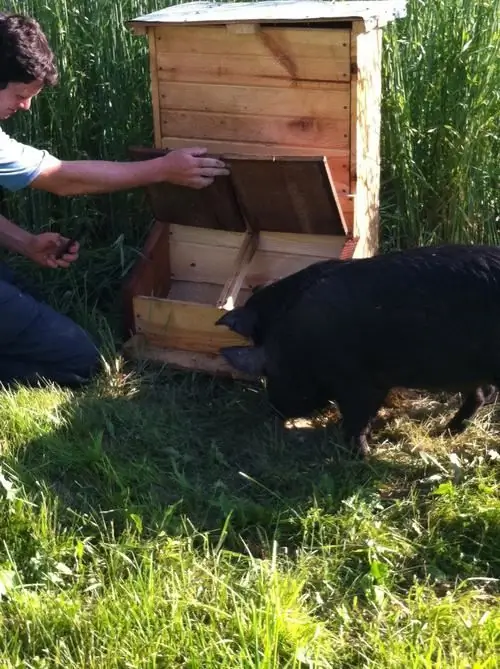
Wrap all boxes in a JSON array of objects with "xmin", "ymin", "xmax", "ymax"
[{"xmin": 128, "ymin": 1, "xmax": 407, "ymax": 31}]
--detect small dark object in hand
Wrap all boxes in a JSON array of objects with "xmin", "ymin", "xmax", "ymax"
[{"xmin": 55, "ymin": 238, "xmax": 76, "ymax": 260}]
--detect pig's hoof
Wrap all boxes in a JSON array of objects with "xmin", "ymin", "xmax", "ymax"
[
  {"xmin": 348, "ymin": 437, "xmax": 371, "ymax": 459},
  {"xmin": 442, "ymin": 419, "xmax": 468, "ymax": 436}
]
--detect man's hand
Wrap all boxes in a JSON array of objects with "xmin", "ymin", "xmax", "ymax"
[
  {"xmin": 158, "ymin": 147, "xmax": 230, "ymax": 189},
  {"xmin": 24, "ymin": 232, "xmax": 79, "ymax": 269}
]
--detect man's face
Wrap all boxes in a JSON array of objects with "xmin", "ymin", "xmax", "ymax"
[{"xmin": 0, "ymin": 80, "xmax": 44, "ymax": 120}]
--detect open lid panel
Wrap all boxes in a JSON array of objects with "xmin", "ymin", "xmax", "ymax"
[{"xmin": 129, "ymin": 147, "xmax": 348, "ymax": 236}]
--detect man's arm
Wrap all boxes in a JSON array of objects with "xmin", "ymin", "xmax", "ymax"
[
  {"xmin": 0, "ymin": 212, "xmax": 35, "ymax": 255},
  {"xmin": 29, "ymin": 147, "xmax": 229, "ymax": 196}
]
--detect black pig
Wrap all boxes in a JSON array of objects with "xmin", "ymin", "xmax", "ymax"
[{"xmin": 216, "ymin": 244, "xmax": 500, "ymax": 458}]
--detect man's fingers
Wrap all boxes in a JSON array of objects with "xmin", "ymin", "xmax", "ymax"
[
  {"xmin": 198, "ymin": 166, "xmax": 231, "ymax": 177},
  {"xmin": 196, "ymin": 156, "xmax": 228, "ymax": 169},
  {"xmin": 193, "ymin": 176, "xmax": 215, "ymax": 189}
]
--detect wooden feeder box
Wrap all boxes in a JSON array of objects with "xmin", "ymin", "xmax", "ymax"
[{"xmin": 122, "ymin": 0, "xmax": 406, "ymax": 377}]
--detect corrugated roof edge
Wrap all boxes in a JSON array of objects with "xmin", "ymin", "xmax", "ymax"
[{"xmin": 127, "ymin": 1, "xmax": 407, "ymax": 31}]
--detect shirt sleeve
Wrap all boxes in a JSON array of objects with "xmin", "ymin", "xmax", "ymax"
[{"xmin": 0, "ymin": 126, "xmax": 55, "ymax": 191}]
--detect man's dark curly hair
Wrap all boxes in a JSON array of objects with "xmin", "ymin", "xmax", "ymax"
[{"xmin": 0, "ymin": 13, "xmax": 58, "ymax": 90}]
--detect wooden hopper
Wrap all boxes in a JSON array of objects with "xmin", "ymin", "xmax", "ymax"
[{"xmin": 122, "ymin": 0, "xmax": 407, "ymax": 377}]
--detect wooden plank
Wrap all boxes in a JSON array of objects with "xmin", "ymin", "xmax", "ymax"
[
  {"xmin": 154, "ymin": 24, "xmax": 351, "ymax": 61},
  {"xmin": 123, "ymin": 334, "xmax": 255, "ymax": 381},
  {"xmin": 134, "ymin": 296, "xmax": 249, "ymax": 354},
  {"xmin": 158, "ymin": 80, "xmax": 351, "ymax": 122},
  {"xmin": 350, "ymin": 22, "xmax": 383, "ymax": 257},
  {"xmin": 160, "ymin": 109, "xmax": 349, "ymax": 150},
  {"xmin": 157, "ymin": 51, "xmax": 350, "ymax": 86},
  {"xmin": 122, "ymin": 220, "xmax": 171, "ymax": 337}
]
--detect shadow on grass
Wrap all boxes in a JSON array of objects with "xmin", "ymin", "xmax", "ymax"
[{"xmin": 4, "ymin": 361, "xmax": 428, "ymax": 551}]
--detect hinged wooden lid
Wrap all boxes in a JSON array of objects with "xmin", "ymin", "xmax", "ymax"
[{"xmin": 129, "ymin": 147, "xmax": 348, "ymax": 236}]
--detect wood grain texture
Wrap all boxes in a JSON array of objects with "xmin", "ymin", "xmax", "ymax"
[
  {"xmin": 158, "ymin": 81, "xmax": 350, "ymax": 128},
  {"xmin": 160, "ymin": 109, "xmax": 348, "ymax": 151},
  {"xmin": 154, "ymin": 25, "xmax": 350, "ymax": 83},
  {"xmin": 134, "ymin": 295, "xmax": 249, "ymax": 354},
  {"xmin": 350, "ymin": 22, "xmax": 383, "ymax": 257}
]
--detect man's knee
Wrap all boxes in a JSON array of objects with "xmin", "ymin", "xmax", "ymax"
[{"xmin": 0, "ymin": 278, "xmax": 102, "ymax": 387}]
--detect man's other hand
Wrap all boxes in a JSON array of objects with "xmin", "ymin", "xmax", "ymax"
[{"xmin": 25, "ymin": 233, "xmax": 79, "ymax": 269}]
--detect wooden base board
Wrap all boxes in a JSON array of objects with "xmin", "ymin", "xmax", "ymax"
[{"xmin": 123, "ymin": 334, "xmax": 256, "ymax": 381}]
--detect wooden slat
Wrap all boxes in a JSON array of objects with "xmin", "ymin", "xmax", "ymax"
[
  {"xmin": 134, "ymin": 296, "xmax": 249, "ymax": 354},
  {"xmin": 158, "ymin": 81, "xmax": 350, "ymax": 123},
  {"xmin": 156, "ymin": 51, "xmax": 350, "ymax": 86},
  {"xmin": 155, "ymin": 24, "xmax": 350, "ymax": 63},
  {"xmin": 160, "ymin": 109, "xmax": 348, "ymax": 150},
  {"xmin": 217, "ymin": 231, "xmax": 259, "ymax": 309},
  {"xmin": 123, "ymin": 334, "xmax": 254, "ymax": 381}
]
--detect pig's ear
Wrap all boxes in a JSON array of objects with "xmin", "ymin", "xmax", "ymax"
[
  {"xmin": 220, "ymin": 346, "xmax": 266, "ymax": 377},
  {"xmin": 216, "ymin": 307, "xmax": 257, "ymax": 338}
]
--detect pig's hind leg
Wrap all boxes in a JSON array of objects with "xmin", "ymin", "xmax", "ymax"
[
  {"xmin": 443, "ymin": 385, "xmax": 497, "ymax": 435},
  {"xmin": 335, "ymin": 386, "xmax": 388, "ymax": 458}
]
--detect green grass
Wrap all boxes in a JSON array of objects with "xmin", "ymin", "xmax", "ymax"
[
  {"xmin": 0, "ymin": 0, "xmax": 499, "ymax": 665},
  {"xmin": 0, "ymin": 375, "xmax": 499, "ymax": 666}
]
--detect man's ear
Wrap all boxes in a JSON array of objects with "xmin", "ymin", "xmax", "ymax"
[
  {"xmin": 219, "ymin": 346, "xmax": 266, "ymax": 377},
  {"xmin": 216, "ymin": 307, "xmax": 257, "ymax": 338}
]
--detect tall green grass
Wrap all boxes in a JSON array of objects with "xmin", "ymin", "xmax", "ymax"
[
  {"xmin": 381, "ymin": 0, "xmax": 500, "ymax": 248},
  {"xmin": 2, "ymin": 0, "xmax": 498, "ymax": 257}
]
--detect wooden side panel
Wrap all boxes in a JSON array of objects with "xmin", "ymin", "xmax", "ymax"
[
  {"xmin": 350, "ymin": 23, "xmax": 383, "ymax": 257},
  {"xmin": 154, "ymin": 25, "xmax": 351, "ymax": 83},
  {"xmin": 122, "ymin": 220, "xmax": 171, "ymax": 337}
]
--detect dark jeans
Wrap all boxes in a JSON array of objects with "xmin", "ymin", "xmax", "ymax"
[{"xmin": 0, "ymin": 263, "xmax": 101, "ymax": 389}]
